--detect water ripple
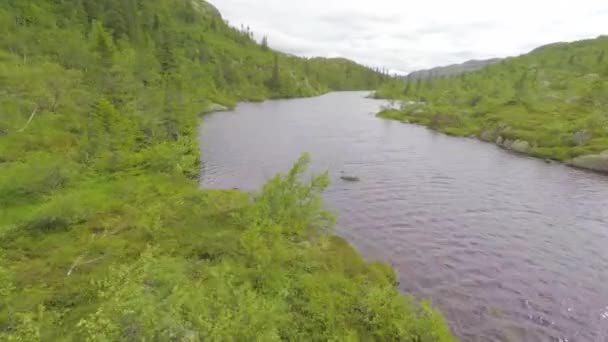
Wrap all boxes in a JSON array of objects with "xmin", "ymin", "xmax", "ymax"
[{"xmin": 200, "ymin": 92, "xmax": 608, "ymax": 341}]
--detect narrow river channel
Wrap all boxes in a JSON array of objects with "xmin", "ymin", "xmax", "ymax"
[{"xmin": 199, "ymin": 91, "xmax": 608, "ymax": 341}]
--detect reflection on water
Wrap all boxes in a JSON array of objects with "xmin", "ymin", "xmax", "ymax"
[{"xmin": 199, "ymin": 92, "xmax": 608, "ymax": 341}]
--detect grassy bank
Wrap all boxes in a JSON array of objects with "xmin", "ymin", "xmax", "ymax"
[
  {"xmin": 376, "ymin": 37, "xmax": 608, "ymax": 172},
  {"xmin": 0, "ymin": 0, "xmax": 454, "ymax": 340}
]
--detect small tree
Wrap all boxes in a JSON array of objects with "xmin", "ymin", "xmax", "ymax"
[
  {"xmin": 266, "ymin": 54, "xmax": 280, "ymax": 91},
  {"xmin": 403, "ymin": 82, "xmax": 411, "ymax": 96},
  {"xmin": 261, "ymin": 36, "xmax": 269, "ymax": 51}
]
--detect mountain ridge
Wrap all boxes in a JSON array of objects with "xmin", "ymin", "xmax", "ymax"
[{"xmin": 404, "ymin": 58, "xmax": 502, "ymax": 80}]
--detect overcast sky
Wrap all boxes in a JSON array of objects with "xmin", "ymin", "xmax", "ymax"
[{"xmin": 213, "ymin": 0, "xmax": 608, "ymax": 74}]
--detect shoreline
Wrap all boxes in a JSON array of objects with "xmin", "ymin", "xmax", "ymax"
[{"xmin": 376, "ymin": 109, "xmax": 608, "ymax": 176}]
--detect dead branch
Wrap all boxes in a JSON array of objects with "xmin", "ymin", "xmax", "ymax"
[{"xmin": 18, "ymin": 106, "xmax": 38, "ymax": 132}]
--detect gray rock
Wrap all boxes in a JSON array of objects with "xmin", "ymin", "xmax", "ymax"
[
  {"xmin": 572, "ymin": 129, "xmax": 592, "ymax": 146},
  {"xmin": 495, "ymin": 136, "xmax": 504, "ymax": 145},
  {"xmin": 510, "ymin": 140, "xmax": 531, "ymax": 153},
  {"xmin": 340, "ymin": 175, "xmax": 360, "ymax": 182},
  {"xmin": 202, "ymin": 103, "xmax": 230, "ymax": 114},
  {"xmin": 480, "ymin": 129, "xmax": 496, "ymax": 142},
  {"xmin": 583, "ymin": 73, "xmax": 600, "ymax": 81},
  {"xmin": 568, "ymin": 150, "xmax": 608, "ymax": 173},
  {"xmin": 502, "ymin": 139, "xmax": 514, "ymax": 150},
  {"xmin": 411, "ymin": 109, "xmax": 425, "ymax": 116},
  {"xmin": 567, "ymin": 96, "xmax": 583, "ymax": 104}
]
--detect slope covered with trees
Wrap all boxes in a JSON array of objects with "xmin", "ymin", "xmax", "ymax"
[
  {"xmin": 403, "ymin": 58, "xmax": 501, "ymax": 81},
  {"xmin": 377, "ymin": 36, "xmax": 608, "ymax": 171},
  {"xmin": 0, "ymin": 0, "xmax": 453, "ymax": 340}
]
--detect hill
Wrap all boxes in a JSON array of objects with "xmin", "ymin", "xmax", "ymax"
[
  {"xmin": 0, "ymin": 0, "xmax": 453, "ymax": 340},
  {"xmin": 404, "ymin": 58, "xmax": 501, "ymax": 80},
  {"xmin": 377, "ymin": 36, "xmax": 608, "ymax": 172}
]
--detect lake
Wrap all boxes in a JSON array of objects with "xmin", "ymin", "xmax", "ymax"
[{"xmin": 199, "ymin": 91, "xmax": 608, "ymax": 341}]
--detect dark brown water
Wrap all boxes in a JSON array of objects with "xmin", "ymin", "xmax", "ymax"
[{"xmin": 198, "ymin": 92, "xmax": 608, "ymax": 341}]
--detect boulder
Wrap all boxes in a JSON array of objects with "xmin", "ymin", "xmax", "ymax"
[
  {"xmin": 502, "ymin": 139, "xmax": 514, "ymax": 150},
  {"xmin": 480, "ymin": 123, "xmax": 511, "ymax": 142},
  {"xmin": 572, "ymin": 129, "xmax": 592, "ymax": 146},
  {"xmin": 510, "ymin": 140, "xmax": 531, "ymax": 153},
  {"xmin": 480, "ymin": 129, "xmax": 496, "ymax": 142},
  {"xmin": 567, "ymin": 151, "xmax": 608, "ymax": 173},
  {"xmin": 495, "ymin": 136, "xmax": 504, "ymax": 145}
]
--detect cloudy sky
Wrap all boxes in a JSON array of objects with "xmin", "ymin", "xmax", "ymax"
[{"xmin": 213, "ymin": 0, "xmax": 608, "ymax": 74}]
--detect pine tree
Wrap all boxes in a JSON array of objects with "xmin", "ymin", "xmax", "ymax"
[{"xmin": 267, "ymin": 54, "xmax": 281, "ymax": 91}]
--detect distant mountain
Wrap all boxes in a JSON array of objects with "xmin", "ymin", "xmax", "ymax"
[
  {"xmin": 377, "ymin": 35, "xmax": 608, "ymax": 171},
  {"xmin": 403, "ymin": 58, "xmax": 502, "ymax": 80}
]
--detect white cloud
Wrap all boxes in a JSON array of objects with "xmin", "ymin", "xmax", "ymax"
[{"xmin": 213, "ymin": 0, "xmax": 608, "ymax": 74}]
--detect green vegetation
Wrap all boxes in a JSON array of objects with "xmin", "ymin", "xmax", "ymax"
[
  {"xmin": 376, "ymin": 36, "xmax": 608, "ymax": 166},
  {"xmin": 0, "ymin": 0, "xmax": 454, "ymax": 340}
]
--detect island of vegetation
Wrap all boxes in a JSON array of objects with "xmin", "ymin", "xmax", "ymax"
[
  {"xmin": 376, "ymin": 36, "xmax": 608, "ymax": 173},
  {"xmin": 0, "ymin": 0, "xmax": 455, "ymax": 340}
]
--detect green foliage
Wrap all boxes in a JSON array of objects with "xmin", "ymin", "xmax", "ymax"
[
  {"xmin": 377, "ymin": 36, "xmax": 608, "ymax": 161},
  {"xmin": 0, "ymin": 0, "xmax": 453, "ymax": 340}
]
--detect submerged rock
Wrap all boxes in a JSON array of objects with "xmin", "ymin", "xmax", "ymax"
[
  {"xmin": 340, "ymin": 175, "xmax": 360, "ymax": 182},
  {"xmin": 567, "ymin": 151, "xmax": 608, "ymax": 173}
]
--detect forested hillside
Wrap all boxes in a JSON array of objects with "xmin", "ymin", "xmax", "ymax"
[
  {"xmin": 403, "ymin": 58, "xmax": 501, "ymax": 80},
  {"xmin": 0, "ymin": 0, "xmax": 454, "ymax": 340},
  {"xmin": 377, "ymin": 36, "xmax": 608, "ymax": 172}
]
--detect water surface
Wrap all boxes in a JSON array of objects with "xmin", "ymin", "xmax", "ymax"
[{"xmin": 199, "ymin": 92, "xmax": 608, "ymax": 341}]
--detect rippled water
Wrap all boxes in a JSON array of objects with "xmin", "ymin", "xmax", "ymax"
[{"xmin": 198, "ymin": 92, "xmax": 608, "ymax": 341}]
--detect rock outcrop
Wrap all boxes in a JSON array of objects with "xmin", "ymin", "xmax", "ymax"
[
  {"xmin": 567, "ymin": 151, "xmax": 608, "ymax": 173},
  {"xmin": 510, "ymin": 140, "xmax": 531, "ymax": 153},
  {"xmin": 572, "ymin": 130, "xmax": 592, "ymax": 146}
]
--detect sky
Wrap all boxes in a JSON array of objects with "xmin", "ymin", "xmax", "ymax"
[{"xmin": 212, "ymin": 0, "xmax": 608, "ymax": 74}]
